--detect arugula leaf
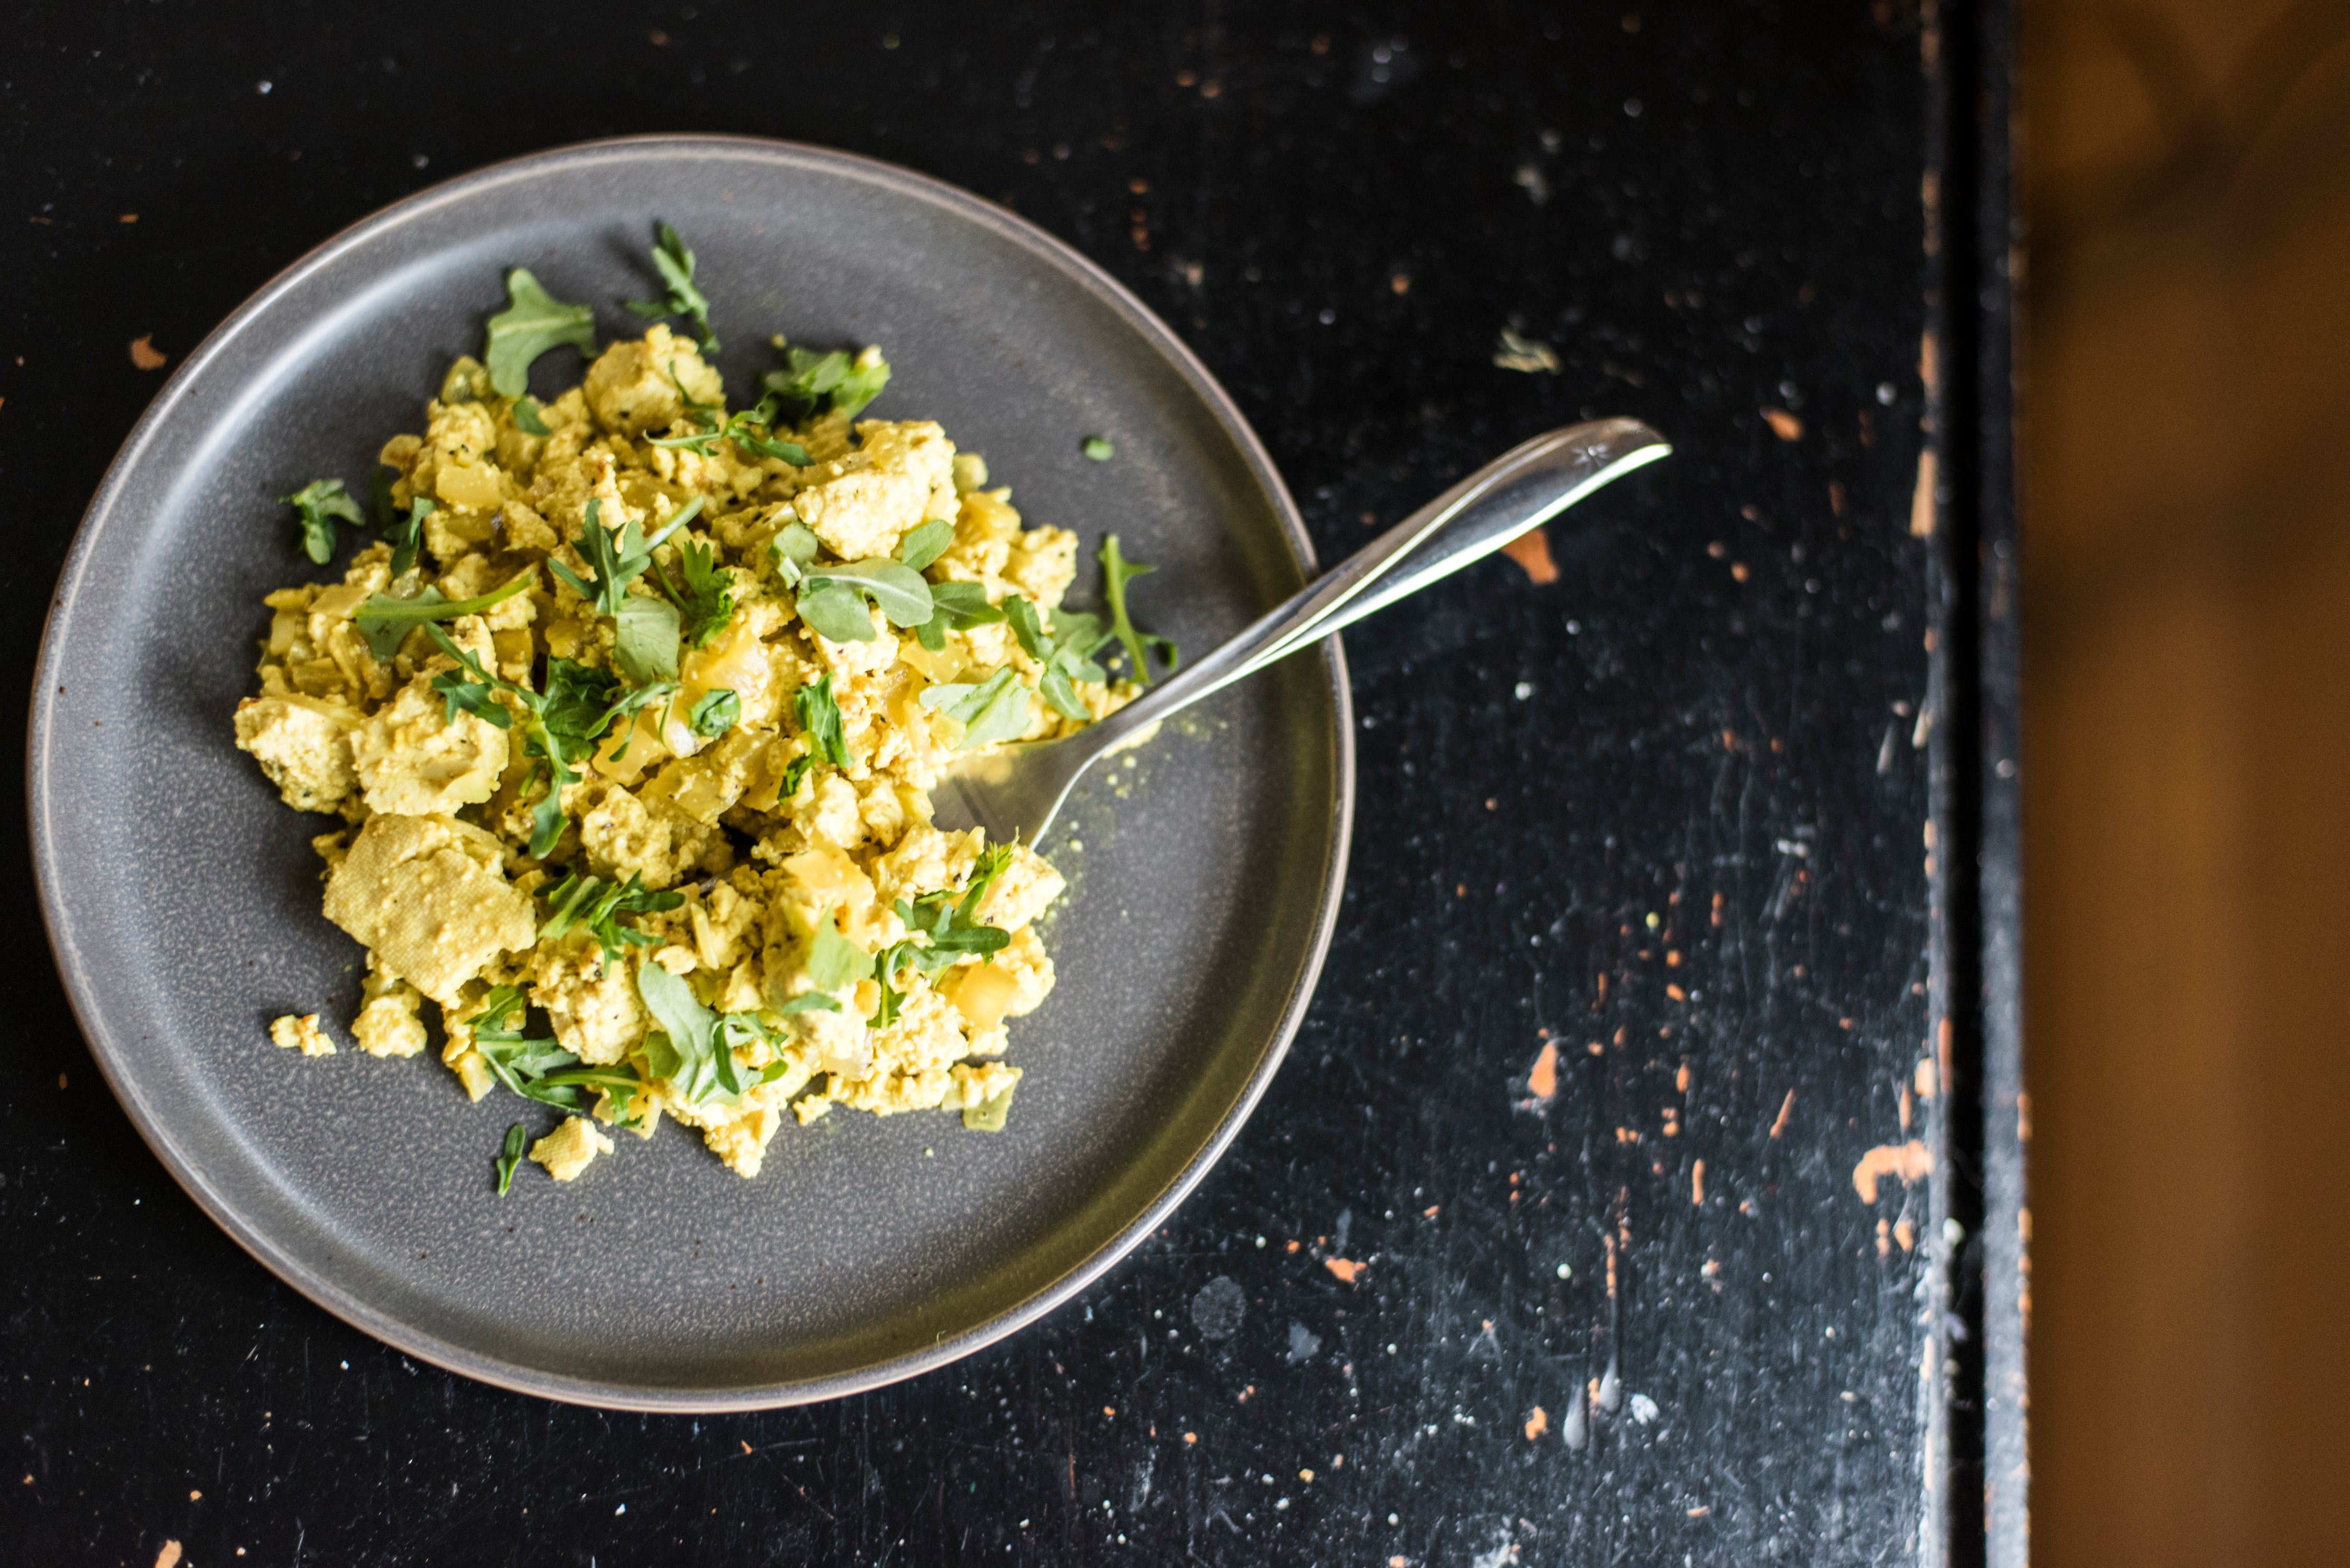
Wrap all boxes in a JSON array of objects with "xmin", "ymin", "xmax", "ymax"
[
  {"xmin": 1099, "ymin": 534, "xmax": 1179, "ymax": 685},
  {"xmin": 795, "ymin": 581, "xmax": 880, "ymax": 643},
  {"xmin": 538, "ymin": 869, "xmax": 684, "ymax": 970},
  {"xmin": 687, "ymin": 688, "xmax": 739, "ymax": 737},
  {"xmin": 467, "ymin": 986, "xmax": 612, "ymax": 1114},
  {"xmin": 623, "ymin": 222, "xmax": 718, "ymax": 352},
  {"xmin": 614, "ymin": 594, "xmax": 682, "ymax": 686},
  {"xmin": 798, "ymin": 557, "xmax": 933, "ymax": 640},
  {"xmin": 761, "ymin": 343, "xmax": 891, "ymax": 420},
  {"xmin": 897, "ymin": 518, "xmax": 954, "ymax": 573},
  {"xmin": 793, "ymin": 674, "xmax": 850, "ymax": 768},
  {"xmin": 548, "ymin": 494, "xmax": 703, "ymax": 617},
  {"xmin": 872, "ymin": 845, "xmax": 1015, "ymax": 1025},
  {"xmin": 1080, "ymin": 435, "xmax": 1114, "ymax": 461},
  {"xmin": 770, "ymin": 521, "xmax": 821, "ymax": 587},
  {"xmin": 806, "ymin": 905, "xmax": 875, "ymax": 992},
  {"xmin": 919, "ymin": 667, "xmax": 1036, "ymax": 750},
  {"xmin": 494, "ymin": 1122, "xmax": 528, "ymax": 1194},
  {"xmin": 649, "ymin": 387, "xmax": 810, "ymax": 465},
  {"xmin": 650, "ymin": 535, "xmax": 736, "ymax": 648},
  {"xmin": 912, "ymin": 579, "xmax": 1009, "ymax": 652},
  {"xmin": 635, "ymin": 961, "xmax": 768, "ymax": 1104},
  {"xmin": 1001, "ymin": 596, "xmax": 1109, "ymax": 722},
  {"xmin": 281, "ymin": 479, "xmax": 363, "ymax": 565},
  {"xmin": 511, "ymin": 396, "xmax": 552, "ymax": 437},
  {"xmin": 353, "ymin": 570, "xmax": 535, "ymax": 662},
  {"xmin": 485, "ymin": 268, "xmax": 597, "ymax": 398},
  {"xmin": 423, "ymin": 627, "xmax": 610, "ymax": 858}
]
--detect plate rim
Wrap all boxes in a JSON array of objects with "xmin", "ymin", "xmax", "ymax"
[{"xmin": 26, "ymin": 133, "xmax": 1356, "ymax": 1411}]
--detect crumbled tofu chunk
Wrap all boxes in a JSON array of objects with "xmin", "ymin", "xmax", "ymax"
[
  {"xmin": 530, "ymin": 1116, "xmax": 614, "ymax": 1181},
  {"xmin": 320, "ymin": 815, "xmax": 535, "ymax": 1005},
  {"xmin": 582, "ymin": 324, "xmax": 722, "ymax": 438},
  {"xmin": 789, "ymin": 419, "xmax": 956, "ymax": 561},
  {"xmin": 350, "ymin": 963, "xmax": 428, "ymax": 1058},
  {"xmin": 234, "ymin": 694, "xmax": 359, "ymax": 812},
  {"xmin": 270, "ymin": 1013, "xmax": 335, "ymax": 1057},
  {"xmin": 351, "ymin": 674, "xmax": 509, "ymax": 816}
]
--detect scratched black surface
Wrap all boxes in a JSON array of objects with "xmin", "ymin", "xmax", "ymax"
[{"xmin": 2, "ymin": 3, "xmax": 1967, "ymax": 1563}]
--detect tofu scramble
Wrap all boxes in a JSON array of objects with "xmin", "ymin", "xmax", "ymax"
[{"xmin": 233, "ymin": 242, "xmax": 1172, "ymax": 1186}]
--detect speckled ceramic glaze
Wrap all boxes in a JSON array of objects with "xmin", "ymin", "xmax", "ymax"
[{"xmin": 28, "ymin": 136, "xmax": 1352, "ymax": 1410}]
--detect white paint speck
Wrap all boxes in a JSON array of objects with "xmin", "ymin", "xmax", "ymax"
[
  {"xmin": 1629, "ymin": 1393, "xmax": 1659, "ymax": 1424},
  {"xmin": 1514, "ymin": 681, "xmax": 1534, "ymax": 700},
  {"xmin": 256, "ymin": 80, "xmax": 272, "ymax": 94},
  {"xmin": 1556, "ymin": 1263, "xmax": 1571, "ymax": 1279}
]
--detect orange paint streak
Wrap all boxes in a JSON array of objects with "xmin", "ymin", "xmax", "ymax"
[
  {"xmin": 1851, "ymin": 1140, "xmax": 1932, "ymax": 1202},
  {"xmin": 1324, "ymin": 1257, "xmax": 1364, "ymax": 1284},
  {"xmin": 1526, "ymin": 1041, "xmax": 1558, "ymax": 1100},
  {"xmin": 1501, "ymin": 528, "xmax": 1559, "ymax": 584},
  {"xmin": 1523, "ymin": 1406, "xmax": 1549, "ymax": 1440}
]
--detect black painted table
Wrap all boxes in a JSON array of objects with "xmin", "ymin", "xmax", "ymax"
[{"xmin": 1, "ymin": 4, "xmax": 2026, "ymax": 1563}]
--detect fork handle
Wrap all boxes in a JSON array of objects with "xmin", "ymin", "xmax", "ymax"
[{"xmin": 1085, "ymin": 417, "xmax": 1672, "ymax": 747}]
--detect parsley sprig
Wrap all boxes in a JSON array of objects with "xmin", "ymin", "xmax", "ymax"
[
  {"xmin": 872, "ymin": 844, "xmax": 1015, "ymax": 1027},
  {"xmin": 537, "ymin": 869, "xmax": 684, "ymax": 971},
  {"xmin": 624, "ymin": 222, "xmax": 718, "ymax": 352},
  {"xmin": 281, "ymin": 479, "xmax": 363, "ymax": 565}
]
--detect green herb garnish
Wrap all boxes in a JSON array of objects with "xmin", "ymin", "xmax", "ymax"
[
  {"xmin": 624, "ymin": 222, "xmax": 718, "ymax": 353},
  {"xmin": 1098, "ymin": 534, "xmax": 1179, "ymax": 685},
  {"xmin": 613, "ymin": 594, "xmax": 682, "ymax": 686},
  {"xmin": 485, "ymin": 268, "xmax": 597, "ymax": 398},
  {"xmin": 780, "ymin": 905, "xmax": 875, "ymax": 1015},
  {"xmin": 282, "ymin": 478, "xmax": 363, "ymax": 565},
  {"xmin": 1080, "ymin": 435, "xmax": 1114, "ymax": 462},
  {"xmin": 872, "ymin": 845, "xmax": 1015, "ymax": 1026},
  {"xmin": 511, "ymin": 396, "xmax": 553, "ymax": 437},
  {"xmin": 687, "ymin": 688, "xmax": 739, "ymax": 738},
  {"xmin": 1006, "ymin": 597, "xmax": 1111, "ymax": 722},
  {"xmin": 793, "ymin": 674, "xmax": 850, "ymax": 768},
  {"xmin": 538, "ymin": 869, "xmax": 685, "ymax": 970},
  {"xmin": 549, "ymin": 494, "xmax": 702, "ymax": 617},
  {"xmin": 761, "ymin": 341, "xmax": 891, "ymax": 420},
  {"xmin": 352, "ymin": 570, "xmax": 535, "ymax": 662},
  {"xmin": 649, "ymin": 386, "xmax": 810, "ymax": 465},
  {"xmin": 911, "ymin": 579, "xmax": 1008, "ymax": 652},
  {"xmin": 918, "ymin": 666, "xmax": 1036, "ymax": 750},
  {"xmin": 650, "ymin": 534, "xmax": 737, "ymax": 649},
  {"xmin": 494, "ymin": 1123, "xmax": 528, "ymax": 1195},
  {"xmin": 897, "ymin": 518, "xmax": 954, "ymax": 573},
  {"xmin": 796, "ymin": 558, "xmax": 934, "ymax": 643},
  {"xmin": 466, "ymin": 987, "xmax": 644, "ymax": 1124},
  {"xmin": 634, "ymin": 961, "xmax": 777, "ymax": 1105},
  {"xmin": 422, "ymin": 626, "xmax": 624, "ymax": 857}
]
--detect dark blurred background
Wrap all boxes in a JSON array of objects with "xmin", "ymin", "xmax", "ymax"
[{"xmin": 2023, "ymin": 0, "xmax": 2350, "ymax": 1560}]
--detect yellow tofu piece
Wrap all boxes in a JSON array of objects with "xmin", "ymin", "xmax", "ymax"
[
  {"xmin": 320, "ymin": 814, "xmax": 536, "ymax": 1005},
  {"xmin": 233, "ymin": 694, "xmax": 360, "ymax": 813},
  {"xmin": 582, "ymin": 324, "xmax": 723, "ymax": 438},
  {"xmin": 530, "ymin": 1116, "xmax": 614, "ymax": 1181},
  {"xmin": 269, "ymin": 1013, "xmax": 335, "ymax": 1057},
  {"xmin": 350, "ymin": 961, "xmax": 428, "ymax": 1058},
  {"xmin": 789, "ymin": 419, "xmax": 956, "ymax": 561},
  {"xmin": 977, "ymin": 843, "xmax": 1066, "ymax": 932},
  {"xmin": 351, "ymin": 674, "xmax": 510, "ymax": 817}
]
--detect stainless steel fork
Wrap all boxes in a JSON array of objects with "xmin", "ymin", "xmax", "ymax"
[{"xmin": 927, "ymin": 417, "xmax": 1672, "ymax": 843}]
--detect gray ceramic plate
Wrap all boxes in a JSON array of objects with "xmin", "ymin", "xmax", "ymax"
[{"xmin": 29, "ymin": 136, "xmax": 1351, "ymax": 1410}]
